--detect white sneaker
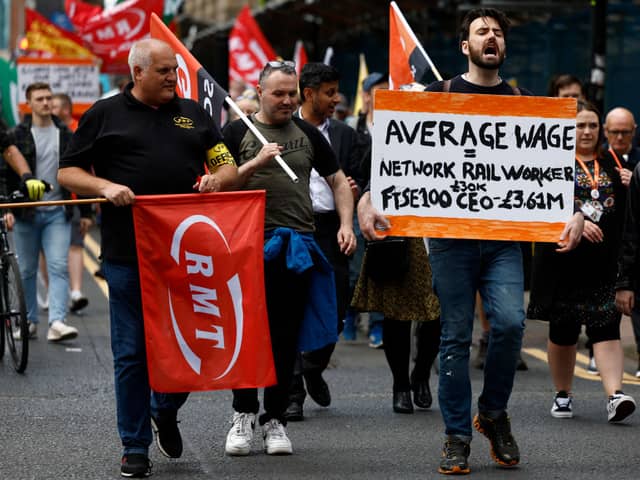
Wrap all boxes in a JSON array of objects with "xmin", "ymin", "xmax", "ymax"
[
  {"xmin": 262, "ymin": 419, "xmax": 292, "ymax": 455},
  {"xmin": 550, "ymin": 391, "xmax": 573, "ymax": 419},
  {"xmin": 13, "ymin": 322, "xmax": 37, "ymax": 340},
  {"xmin": 47, "ymin": 320, "xmax": 78, "ymax": 342},
  {"xmin": 225, "ymin": 412, "xmax": 256, "ymax": 456},
  {"xmin": 607, "ymin": 392, "xmax": 636, "ymax": 422},
  {"xmin": 587, "ymin": 357, "xmax": 599, "ymax": 375}
]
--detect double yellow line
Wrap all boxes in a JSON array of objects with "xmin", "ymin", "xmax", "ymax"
[
  {"xmin": 83, "ymin": 232, "xmax": 108, "ymax": 298},
  {"xmin": 523, "ymin": 347, "xmax": 640, "ymax": 386}
]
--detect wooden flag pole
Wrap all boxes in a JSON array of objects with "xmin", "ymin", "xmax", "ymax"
[{"xmin": 0, "ymin": 197, "xmax": 109, "ymax": 209}]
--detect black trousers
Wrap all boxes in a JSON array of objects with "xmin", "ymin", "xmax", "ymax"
[
  {"xmin": 232, "ymin": 249, "xmax": 310, "ymax": 425},
  {"xmin": 289, "ymin": 212, "xmax": 349, "ymax": 404}
]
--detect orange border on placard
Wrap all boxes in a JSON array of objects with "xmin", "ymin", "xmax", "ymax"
[
  {"xmin": 17, "ymin": 57, "xmax": 99, "ymax": 116},
  {"xmin": 374, "ymin": 89, "xmax": 577, "ymax": 119},
  {"xmin": 385, "ymin": 216, "xmax": 566, "ymax": 242}
]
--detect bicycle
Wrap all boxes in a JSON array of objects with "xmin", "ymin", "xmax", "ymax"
[{"xmin": 0, "ymin": 191, "xmax": 29, "ymax": 373}]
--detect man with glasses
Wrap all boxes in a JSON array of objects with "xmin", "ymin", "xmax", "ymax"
[
  {"xmin": 222, "ymin": 60, "xmax": 355, "ymax": 456},
  {"xmin": 607, "ymin": 107, "xmax": 640, "ymax": 378}
]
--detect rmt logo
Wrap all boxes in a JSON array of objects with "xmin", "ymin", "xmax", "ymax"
[{"xmin": 168, "ymin": 215, "xmax": 244, "ymax": 380}]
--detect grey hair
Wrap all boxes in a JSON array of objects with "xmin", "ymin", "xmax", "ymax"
[{"xmin": 128, "ymin": 38, "xmax": 171, "ymax": 79}]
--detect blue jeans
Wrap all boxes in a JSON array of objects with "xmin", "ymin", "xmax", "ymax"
[
  {"xmin": 103, "ymin": 261, "xmax": 188, "ymax": 455},
  {"xmin": 13, "ymin": 207, "xmax": 70, "ymax": 325},
  {"xmin": 428, "ymin": 239, "xmax": 525, "ymax": 438}
]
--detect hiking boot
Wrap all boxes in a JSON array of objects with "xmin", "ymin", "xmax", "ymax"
[
  {"xmin": 151, "ymin": 410, "xmax": 183, "ymax": 458},
  {"xmin": 473, "ymin": 411, "xmax": 520, "ymax": 467},
  {"xmin": 473, "ymin": 337, "xmax": 488, "ymax": 370},
  {"xmin": 225, "ymin": 412, "xmax": 255, "ymax": 456},
  {"xmin": 607, "ymin": 391, "xmax": 636, "ymax": 423},
  {"xmin": 550, "ymin": 391, "xmax": 573, "ymax": 419},
  {"xmin": 262, "ymin": 419, "xmax": 292, "ymax": 455},
  {"xmin": 438, "ymin": 436, "xmax": 470, "ymax": 475},
  {"xmin": 120, "ymin": 453, "xmax": 152, "ymax": 478},
  {"xmin": 47, "ymin": 320, "xmax": 78, "ymax": 342}
]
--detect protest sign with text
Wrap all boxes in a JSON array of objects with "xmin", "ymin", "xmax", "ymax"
[{"xmin": 371, "ymin": 90, "xmax": 577, "ymax": 242}]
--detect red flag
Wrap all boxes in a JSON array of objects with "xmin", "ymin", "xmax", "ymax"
[
  {"xmin": 388, "ymin": 3, "xmax": 428, "ymax": 89},
  {"xmin": 75, "ymin": 0, "xmax": 163, "ymax": 74},
  {"xmin": 150, "ymin": 13, "xmax": 228, "ymax": 127},
  {"xmin": 65, "ymin": 0, "xmax": 103, "ymax": 31},
  {"xmin": 24, "ymin": 8, "xmax": 94, "ymax": 58},
  {"xmin": 293, "ymin": 40, "xmax": 308, "ymax": 77},
  {"xmin": 132, "ymin": 191, "xmax": 275, "ymax": 392},
  {"xmin": 228, "ymin": 5, "xmax": 277, "ymax": 86}
]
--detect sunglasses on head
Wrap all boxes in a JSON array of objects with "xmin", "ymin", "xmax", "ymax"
[{"xmin": 267, "ymin": 60, "xmax": 295, "ymax": 69}]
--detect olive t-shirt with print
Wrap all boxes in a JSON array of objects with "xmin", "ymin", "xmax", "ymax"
[{"xmin": 223, "ymin": 115, "xmax": 339, "ymax": 233}]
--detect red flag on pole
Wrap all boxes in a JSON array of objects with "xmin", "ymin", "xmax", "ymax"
[
  {"xmin": 73, "ymin": 0, "xmax": 163, "ymax": 74},
  {"xmin": 132, "ymin": 191, "xmax": 275, "ymax": 392},
  {"xmin": 150, "ymin": 12, "xmax": 228, "ymax": 127},
  {"xmin": 388, "ymin": 2, "xmax": 442, "ymax": 89},
  {"xmin": 293, "ymin": 40, "xmax": 308, "ymax": 76},
  {"xmin": 228, "ymin": 5, "xmax": 277, "ymax": 86}
]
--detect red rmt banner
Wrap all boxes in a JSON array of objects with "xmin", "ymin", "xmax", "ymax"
[
  {"xmin": 228, "ymin": 5, "xmax": 277, "ymax": 86},
  {"xmin": 132, "ymin": 191, "xmax": 275, "ymax": 392}
]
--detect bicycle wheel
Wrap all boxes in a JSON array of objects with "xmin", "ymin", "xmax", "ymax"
[{"xmin": 2, "ymin": 253, "xmax": 28, "ymax": 373}]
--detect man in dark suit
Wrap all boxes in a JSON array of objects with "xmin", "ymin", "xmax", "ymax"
[{"xmin": 284, "ymin": 62, "xmax": 364, "ymax": 421}]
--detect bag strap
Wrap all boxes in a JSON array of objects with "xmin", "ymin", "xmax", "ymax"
[{"xmin": 443, "ymin": 79, "xmax": 451, "ymax": 93}]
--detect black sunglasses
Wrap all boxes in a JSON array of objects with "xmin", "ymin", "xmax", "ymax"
[{"xmin": 267, "ymin": 60, "xmax": 295, "ymax": 69}]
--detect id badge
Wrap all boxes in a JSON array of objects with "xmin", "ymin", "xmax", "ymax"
[{"xmin": 581, "ymin": 202, "xmax": 602, "ymax": 223}]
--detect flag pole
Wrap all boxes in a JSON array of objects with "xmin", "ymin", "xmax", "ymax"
[
  {"xmin": 225, "ymin": 96, "xmax": 299, "ymax": 183},
  {"xmin": 0, "ymin": 198, "xmax": 109, "ymax": 209},
  {"xmin": 390, "ymin": 1, "xmax": 443, "ymax": 82}
]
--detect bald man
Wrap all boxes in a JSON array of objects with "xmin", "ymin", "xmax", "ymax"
[
  {"xmin": 605, "ymin": 107, "xmax": 639, "ymax": 187},
  {"xmin": 58, "ymin": 38, "xmax": 238, "ymax": 477}
]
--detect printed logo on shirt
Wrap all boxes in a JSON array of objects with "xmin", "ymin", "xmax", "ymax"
[
  {"xmin": 174, "ymin": 116, "xmax": 194, "ymax": 129},
  {"xmin": 207, "ymin": 142, "xmax": 236, "ymax": 172}
]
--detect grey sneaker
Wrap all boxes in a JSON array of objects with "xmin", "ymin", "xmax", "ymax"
[{"xmin": 13, "ymin": 322, "xmax": 37, "ymax": 340}]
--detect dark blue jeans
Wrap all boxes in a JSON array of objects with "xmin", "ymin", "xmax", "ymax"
[
  {"xmin": 428, "ymin": 239, "xmax": 525, "ymax": 438},
  {"xmin": 103, "ymin": 261, "xmax": 188, "ymax": 456}
]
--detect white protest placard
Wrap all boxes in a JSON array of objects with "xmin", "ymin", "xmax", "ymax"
[
  {"xmin": 371, "ymin": 90, "xmax": 577, "ymax": 242},
  {"xmin": 17, "ymin": 57, "xmax": 100, "ymax": 116}
]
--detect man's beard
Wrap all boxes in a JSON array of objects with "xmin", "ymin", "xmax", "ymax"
[{"xmin": 468, "ymin": 44, "xmax": 505, "ymax": 70}]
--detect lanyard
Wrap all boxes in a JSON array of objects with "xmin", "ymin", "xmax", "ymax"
[
  {"xmin": 575, "ymin": 155, "xmax": 601, "ymax": 199},
  {"xmin": 608, "ymin": 147, "xmax": 624, "ymax": 169}
]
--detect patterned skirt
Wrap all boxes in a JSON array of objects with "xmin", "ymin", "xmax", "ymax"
[{"xmin": 351, "ymin": 237, "xmax": 440, "ymax": 321}]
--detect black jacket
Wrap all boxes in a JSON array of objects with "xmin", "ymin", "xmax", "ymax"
[{"xmin": 617, "ymin": 162, "xmax": 640, "ymax": 291}]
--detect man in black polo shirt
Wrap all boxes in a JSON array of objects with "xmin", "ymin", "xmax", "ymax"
[{"xmin": 58, "ymin": 38, "xmax": 237, "ymax": 478}]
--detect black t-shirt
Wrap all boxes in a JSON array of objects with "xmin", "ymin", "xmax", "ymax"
[
  {"xmin": 223, "ymin": 115, "xmax": 339, "ymax": 233},
  {"xmin": 60, "ymin": 86, "xmax": 228, "ymax": 263},
  {"xmin": 0, "ymin": 119, "xmax": 12, "ymax": 153},
  {"xmin": 426, "ymin": 74, "xmax": 533, "ymax": 96}
]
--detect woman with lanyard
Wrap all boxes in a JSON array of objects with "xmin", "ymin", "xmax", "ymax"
[{"xmin": 528, "ymin": 100, "xmax": 636, "ymax": 423}]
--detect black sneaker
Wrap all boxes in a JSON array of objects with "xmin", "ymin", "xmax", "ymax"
[
  {"xmin": 120, "ymin": 454, "xmax": 152, "ymax": 478},
  {"xmin": 438, "ymin": 437, "xmax": 470, "ymax": 475},
  {"xmin": 151, "ymin": 410, "xmax": 183, "ymax": 458},
  {"xmin": 473, "ymin": 411, "xmax": 519, "ymax": 467}
]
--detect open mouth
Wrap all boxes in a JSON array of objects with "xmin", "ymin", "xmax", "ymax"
[{"xmin": 484, "ymin": 46, "xmax": 497, "ymax": 55}]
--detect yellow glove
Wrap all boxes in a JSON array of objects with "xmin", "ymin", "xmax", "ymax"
[{"xmin": 21, "ymin": 174, "xmax": 47, "ymax": 201}]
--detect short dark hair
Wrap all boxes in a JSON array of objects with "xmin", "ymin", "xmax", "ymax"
[
  {"xmin": 459, "ymin": 8, "xmax": 510, "ymax": 45},
  {"xmin": 258, "ymin": 61, "xmax": 297, "ymax": 87},
  {"xmin": 548, "ymin": 74, "xmax": 583, "ymax": 97},
  {"xmin": 53, "ymin": 93, "xmax": 73, "ymax": 109},
  {"xmin": 26, "ymin": 82, "xmax": 51, "ymax": 100},
  {"xmin": 299, "ymin": 63, "xmax": 340, "ymax": 102}
]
